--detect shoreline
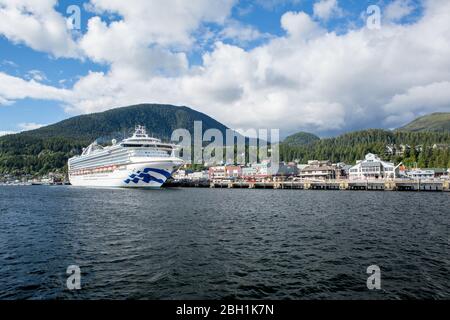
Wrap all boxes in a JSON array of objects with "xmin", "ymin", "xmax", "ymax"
[
  {"xmin": 167, "ymin": 179, "xmax": 450, "ymax": 192},
  {"xmin": 1, "ymin": 179, "xmax": 449, "ymax": 192}
]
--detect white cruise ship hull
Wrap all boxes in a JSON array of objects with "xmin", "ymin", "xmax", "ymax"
[{"xmin": 69, "ymin": 158, "xmax": 183, "ymax": 188}]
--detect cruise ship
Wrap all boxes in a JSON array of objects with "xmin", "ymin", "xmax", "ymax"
[{"xmin": 68, "ymin": 125, "xmax": 184, "ymax": 188}]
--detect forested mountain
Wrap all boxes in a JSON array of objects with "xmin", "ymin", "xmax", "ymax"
[
  {"xmin": 283, "ymin": 132, "xmax": 320, "ymax": 146},
  {"xmin": 0, "ymin": 104, "xmax": 231, "ymax": 175},
  {"xmin": 1, "ymin": 106, "xmax": 450, "ymax": 176},
  {"xmin": 279, "ymin": 129, "xmax": 450, "ymax": 168},
  {"xmin": 398, "ymin": 112, "xmax": 450, "ymax": 132},
  {"xmin": 21, "ymin": 103, "xmax": 229, "ymax": 141}
]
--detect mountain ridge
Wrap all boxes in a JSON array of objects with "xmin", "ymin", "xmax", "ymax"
[
  {"xmin": 1, "ymin": 107, "xmax": 450, "ymax": 175},
  {"xmin": 397, "ymin": 112, "xmax": 450, "ymax": 132},
  {"xmin": 282, "ymin": 131, "xmax": 320, "ymax": 146},
  {"xmin": 0, "ymin": 103, "xmax": 236, "ymax": 175},
  {"xmin": 21, "ymin": 103, "xmax": 231, "ymax": 142}
]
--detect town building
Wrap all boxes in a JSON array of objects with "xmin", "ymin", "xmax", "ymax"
[
  {"xmin": 253, "ymin": 160, "xmax": 276, "ymax": 177},
  {"xmin": 385, "ymin": 144, "xmax": 411, "ymax": 156},
  {"xmin": 432, "ymin": 143, "xmax": 449, "ymax": 150},
  {"xmin": 208, "ymin": 166, "xmax": 226, "ymax": 180},
  {"xmin": 187, "ymin": 171, "xmax": 209, "ymax": 181},
  {"xmin": 225, "ymin": 166, "xmax": 242, "ymax": 179},
  {"xmin": 427, "ymin": 168, "xmax": 448, "ymax": 178},
  {"xmin": 299, "ymin": 160, "xmax": 336, "ymax": 180},
  {"xmin": 405, "ymin": 169, "xmax": 435, "ymax": 179},
  {"xmin": 241, "ymin": 160, "xmax": 277, "ymax": 179},
  {"xmin": 172, "ymin": 169, "xmax": 193, "ymax": 180},
  {"xmin": 208, "ymin": 165, "xmax": 243, "ymax": 180},
  {"xmin": 241, "ymin": 166, "xmax": 257, "ymax": 178},
  {"xmin": 348, "ymin": 153, "xmax": 398, "ymax": 180},
  {"xmin": 296, "ymin": 164, "xmax": 309, "ymax": 172},
  {"xmin": 275, "ymin": 162, "xmax": 299, "ymax": 177},
  {"xmin": 340, "ymin": 164, "xmax": 352, "ymax": 179}
]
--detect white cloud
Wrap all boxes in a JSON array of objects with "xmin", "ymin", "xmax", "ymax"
[
  {"xmin": 219, "ymin": 20, "xmax": 271, "ymax": 45},
  {"xmin": 0, "ymin": 95, "xmax": 14, "ymax": 106},
  {"xmin": 1, "ymin": 59, "xmax": 18, "ymax": 67},
  {"xmin": 1, "ymin": 0, "xmax": 450, "ymax": 135},
  {"xmin": 383, "ymin": 81, "xmax": 450, "ymax": 120},
  {"xmin": 18, "ymin": 122, "xmax": 46, "ymax": 131},
  {"xmin": 0, "ymin": 72, "xmax": 70, "ymax": 105},
  {"xmin": 254, "ymin": 0, "xmax": 301, "ymax": 11},
  {"xmin": 384, "ymin": 0, "xmax": 416, "ymax": 22},
  {"xmin": 0, "ymin": 0, "xmax": 80, "ymax": 58},
  {"xmin": 85, "ymin": 0, "xmax": 235, "ymax": 47},
  {"xmin": 0, "ymin": 131, "xmax": 15, "ymax": 136},
  {"xmin": 77, "ymin": 0, "xmax": 237, "ymax": 80},
  {"xmin": 25, "ymin": 70, "xmax": 48, "ymax": 82},
  {"xmin": 281, "ymin": 11, "xmax": 323, "ymax": 40},
  {"xmin": 313, "ymin": 0, "xmax": 342, "ymax": 21}
]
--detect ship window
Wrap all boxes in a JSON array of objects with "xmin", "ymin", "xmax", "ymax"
[
  {"xmin": 122, "ymin": 144, "xmax": 144, "ymax": 147},
  {"xmin": 122, "ymin": 143, "xmax": 172, "ymax": 150}
]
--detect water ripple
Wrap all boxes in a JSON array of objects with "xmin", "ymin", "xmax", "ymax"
[{"xmin": 0, "ymin": 186, "xmax": 449, "ymax": 299}]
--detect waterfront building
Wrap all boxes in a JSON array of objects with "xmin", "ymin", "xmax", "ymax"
[
  {"xmin": 208, "ymin": 165, "xmax": 243, "ymax": 180},
  {"xmin": 172, "ymin": 169, "xmax": 185, "ymax": 180},
  {"xmin": 405, "ymin": 169, "xmax": 435, "ymax": 179},
  {"xmin": 276, "ymin": 162, "xmax": 299, "ymax": 177},
  {"xmin": 297, "ymin": 164, "xmax": 309, "ymax": 172},
  {"xmin": 348, "ymin": 153, "xmax": 397, "ymax": 180},
  {"xmin": 241, "ymin": 166, "xmax": 257, "ymax": 178},
  {"xmin": 404, "ymin": 168, "xmax": 447, "ymax": 179},
  {"xmin": 240, "ymin": 160, "xmax": 277, "ymax": 179},
  {"xmin": 173, "ymin": 169, "xmax": 194, "ymax": 180},
  {"xmin": 299, "ymin": 160, "xmax": 336, "ymax": 180},
  {"xmin": 333, "ymin": 162, "xmax": 348, "ymax": 179},
  {"xmin": 187, "ymin": 171, "xmax": 209, "ymax": 181},
  {"xmin": 340, "ymin": 164, "xmax": 352, "ymax": 178},
  {"xmin": 427, "ymin": 168, "xmax": 448, "ymax": 178},
  {"xmin": 251, "ymin": 160, "xmax": 277, "ymax": 178},
  {"xmin": 208, "ymin": 166, "xmax": 226, "ymax": 180},
  {"xmin": 225, "ymin": 166, "xmax": 242, "ymax": 179}
]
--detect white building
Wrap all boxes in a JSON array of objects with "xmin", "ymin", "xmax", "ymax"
[
  {"xmin": 208, "ymin": 166, "xmax": 226, "ymax": 180},
  {"xmin": 405, "ymin": 169, "xmax": 435, "ymax": 179},
  {"xmin": 187, "ymin": 171, "xmax": 209, "ymax": 181},
  {"xmin": 299, "ymin": 160, "xmax": 336, "ymax": 180},
  {"xmin": 242, "ymin": 167, "xmax": 257, "ymax": 177},
  {"xmin": 241, "ymin": 160, "xmax": 277, "ymax": 178},
  {"xmin": 349, "ymin": 153, "xmax": 398, "ymax": 180}
]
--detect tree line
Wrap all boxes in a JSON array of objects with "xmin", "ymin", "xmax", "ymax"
[
  {"xmin": 279, "ymin": 129, "xmax": 450, "ymax": 168},
  {"xmin": 1, "ymin": 129, "xmax": 449, "ymax": 177}
]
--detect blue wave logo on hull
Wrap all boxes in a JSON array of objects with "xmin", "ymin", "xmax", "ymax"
[{"xmin": 124, "ymin": 168, "xmax": 171, "ymax": 185}]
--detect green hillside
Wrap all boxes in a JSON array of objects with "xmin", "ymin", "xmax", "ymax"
[
  {"xmin": 1, "ymin": 108, "xmax": 450, "ymax": 176},
  {"xmin": 23, "ymin": 103, "xmax": 229, "ymax": 141},
  {"xmin": 280, "ymin": 129, "xmax": 450, "ymax": 168},
  {"xmin": 398, "ymin": 112, "xmax": 450, "ymax": 132},
  {"xmin": 0, "ymin": 104, "xmax": 231, "ymax": 175},
  {"xmin": 283, "ymin": 131, "xmax": 320, "ymax": 146}
]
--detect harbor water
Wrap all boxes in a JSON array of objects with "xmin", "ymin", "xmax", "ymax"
[{"xmin": 0, "ymin": 186, "xmax": 448, "ymax": 299}]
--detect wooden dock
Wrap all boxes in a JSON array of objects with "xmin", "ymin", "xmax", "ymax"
[{"xmin": 207, "ymin": 179, "xmax": 450, "ymax": 192}]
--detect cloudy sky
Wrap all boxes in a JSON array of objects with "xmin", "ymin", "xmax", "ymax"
[{"xmin": 0, "ymin": 0, "xmax": 449, "ymax": 137}]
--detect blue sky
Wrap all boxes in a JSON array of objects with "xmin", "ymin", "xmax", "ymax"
[{"xmin": 1, "ymin": 0, "xmax": 447, "ymax": 137}]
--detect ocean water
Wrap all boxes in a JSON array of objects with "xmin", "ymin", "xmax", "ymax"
[{"xmin": 0, "ymin": 186, "xmax": 448, "ymax": 299}]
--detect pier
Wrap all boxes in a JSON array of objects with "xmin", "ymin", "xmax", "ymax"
[{"xmin": 168, "ymin": 179, "xmax": 450, "ymax": 192}]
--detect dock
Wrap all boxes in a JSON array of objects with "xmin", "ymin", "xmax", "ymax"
[{"xmin": 187, "ymin": 179, "xmax": 450, "ymax": 191}]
